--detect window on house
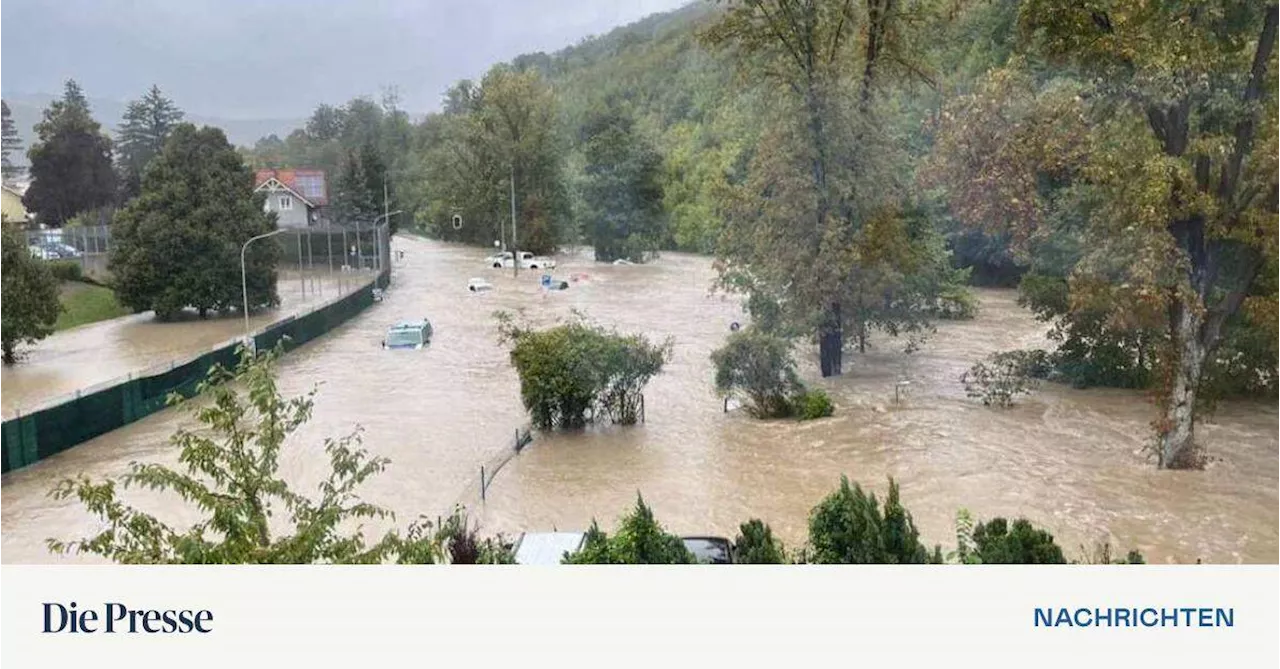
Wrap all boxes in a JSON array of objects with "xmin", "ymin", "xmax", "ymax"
[{"xmin": 279, "ymin": 195, "xmax": 293, "ymax": 210}]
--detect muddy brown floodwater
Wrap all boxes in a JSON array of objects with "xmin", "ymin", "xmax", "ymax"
[{"xmin": 2, "ymin": 237, "xmax": 1275, "ymax": 563}]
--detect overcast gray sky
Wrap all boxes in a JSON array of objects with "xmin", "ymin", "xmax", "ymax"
[{"xmin": 2, "ymin": 0, "xmax": 691, "ymax": 119}]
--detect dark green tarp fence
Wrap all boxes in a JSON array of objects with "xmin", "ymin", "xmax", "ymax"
[{"xmin": 1, "ymin": 270, "xmax": 388, "ymax": 475}]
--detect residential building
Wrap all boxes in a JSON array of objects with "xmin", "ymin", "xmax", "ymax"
[
  {"xmin": 253, "ymin": 168, "xmax": 328, "ymax": 228},
  {"xmin": 1, "ymin": 183, "xmax": 30, "ymax": 225}
]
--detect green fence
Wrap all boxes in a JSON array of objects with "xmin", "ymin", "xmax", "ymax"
[{"xmin": 1, "ymin": 275, "xmax": 386, "ymax": 475}]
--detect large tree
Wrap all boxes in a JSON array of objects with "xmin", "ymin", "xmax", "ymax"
[
  {"xmin": 704, "ymin": 0, "xmax": 954, "ymax": 376},
  {"xmin": 331, "ymin": 141, "xmax": 386, "ymax": 226},
  {"xmin": 1, "ymin": 100, "xmax": 23, "ymax": 184},
  {"xmin": 414, "ymin": 67, "xmax": 573, "ymax": 254},
  {"xmin": 116, "ymin": 85, "xmax": 185, "ymax": 200},
  {"xmin": 927, "ymin": 3, "xmax": 1278, "ymax": 468},
  {"xmin": 109, "ymin": 124, "xmax": 279, "ymax": 320},
  {"xmin": 1, "ymin": 222, "xmax": 61, "ymax": 364},
  {"xmin": 22, "ymin": 80, "xmax": 117, "ymax": 226},
  {"xmin": 578, "ymin": 103, "xmax": 667, "ymax": 262}
]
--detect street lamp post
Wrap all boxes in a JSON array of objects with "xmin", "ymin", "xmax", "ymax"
[
  {"xmin": 372, "ymin": 210, "xmax": 402, "ymax": 272},
  {"xmin": 509, "ymin": 163, "xmax": 517, "ymax": 279},
  {"xmin": 242, "ymin": 228, "xmax": 288, "ymax": 348}
]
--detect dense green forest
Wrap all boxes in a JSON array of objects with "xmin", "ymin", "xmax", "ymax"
[{"xmin": 243, "ymin": 0, "xmax": 1278, "ymax": 469}]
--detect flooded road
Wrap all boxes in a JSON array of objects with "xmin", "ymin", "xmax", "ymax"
[
  {"xmin": 1, "ymin": 270, "xmax": 372, "ymax": 417},
  {"xmin": 2, "ymin": 236, "xmax": 1275, "ymax": 563}
]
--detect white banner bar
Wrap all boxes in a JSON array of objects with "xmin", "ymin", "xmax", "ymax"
[{"xmin": 2, "ymin": 566, "xmax": 1276, "ymax": 668}]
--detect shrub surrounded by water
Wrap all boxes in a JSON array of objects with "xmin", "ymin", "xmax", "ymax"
[
  {"xmin": 497, "ymin": 311, "xmax": 672, "ymax": 430},
  {"xmin": 961, "ymin": 349, "xmax": 1048, "ymax": 407}
]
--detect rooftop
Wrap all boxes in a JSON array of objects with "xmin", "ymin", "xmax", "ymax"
[{"xmin": 253, "ymin": 168, "xmax": 327, "ymax": 206}]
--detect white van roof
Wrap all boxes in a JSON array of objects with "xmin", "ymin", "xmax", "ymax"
[{"xmin": 514, "ymin": 532, "xmax": 585, "ymax": 565}]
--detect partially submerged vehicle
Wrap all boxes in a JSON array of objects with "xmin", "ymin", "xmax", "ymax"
[
  {"xmin": 540, "ymin": 274, "xmax": 570, "ymax": 291},
  {"xmin": 468, "ymin": 277, "xmax": 493, "ymax": 293},
  {"xmin": 513, "ymin": 532, "xmax": 586, "ymax": 565},
  {"xmin": 486, "ymin": 250, "xmax": 557, "ymax": 270},
  {"xmin": 382, "ymin": 319, "xmax": 433, "ymax": 350}
]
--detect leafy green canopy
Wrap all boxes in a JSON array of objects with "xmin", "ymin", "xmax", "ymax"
[
  {"xmin": 733, "ymin": 518, "xmax": 787, "ymax": 564},
  {"xmin": 711, "ymin": 328, "xmax": 802, "ymax": 418},
  {"xmin": 109, "ymin": 123, "xmax": 279, "ymax": 320},
  {"xmin": 409, "ymin": 67, "xmax": 573, "ymax": 254},
  {"xmin": 116, "ymin": 85, "xmax": 185, "ymax": 200},
  {"xmin": 564, "ymin": 494, "xmax": 695, "ymax": 564},
  {"xmin": 805, "ymin": 476, "xmax": 933, "ymax": 564},
  {"xmin": 577, "ymin": 102, "xmax": 666, "ymax": 262},
  {"xmin": 1, "ymin": 222, "xmax": 62, "ymax": 364},
  {"xmin": 498, "ymin": 312, "xmax": 672, "ymax": 429},
  {"xmin": 47, "ymin": 346, "xmax": 513, "ymax": 565},
  {"xmin": 924, "ymin": 1, "xmax": 1278, "ymax": 467},
  {"xmin": 22, "ymin": 80, "xmax": 117, "ymax": 226}
]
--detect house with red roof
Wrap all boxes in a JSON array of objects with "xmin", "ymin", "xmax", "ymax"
[{"xmin": 253, "ymin": 168, "xmax": 328, "ymax": 228}]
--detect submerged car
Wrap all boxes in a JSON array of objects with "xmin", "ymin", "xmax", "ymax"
[
  {"xmin": 382, "ymin": 319, "xmax": 433, "ymax": 350},
  {"xmin": 485, "ymin": 250, "xmax": 557, "ymax": 270},
  {"xmin": 468, "ymin": 277, "xmax": 493, "ymax": 293}
]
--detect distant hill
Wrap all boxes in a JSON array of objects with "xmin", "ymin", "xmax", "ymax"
[{"xmin": 2, "ymin": 93, "xmax": 304, "ymax": 164}]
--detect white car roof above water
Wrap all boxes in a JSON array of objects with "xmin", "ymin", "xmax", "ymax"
[{"xmin": 514, "ymin": 532, "xmax": 585, "ymax": 565}]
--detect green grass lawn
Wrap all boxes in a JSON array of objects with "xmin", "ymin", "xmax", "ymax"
[{"xmin": 55, "ymin": 281, "xmax": 131, "ymax": 331}]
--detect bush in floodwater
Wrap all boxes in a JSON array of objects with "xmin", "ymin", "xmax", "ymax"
[
  {"xmin": 711, "ymin": 328, "xmax": 802, "ymax": 418},
  {"xmin": 792, "ymin": 389, "xmax": 834, "ymax": 421},
  {"xmin": 961, "ymin": 350, "xmax": 1045, "ymax": 407},
  {"xmin": 806, "ymin": 476, "xmax": 933, "ymax": 564},
  {"xmin": 971, "ymin": 517, "xmax": 1066, "ymax": 564},
  {"xmin": 564, "ymin": 494, "xmax": 694, "ymax": 564},
  {"xmin": 733, "ymin": 519, "xmax": 788, "ymax": 564},
  {"xmin": 496, "ymin": 311, "xmax": 672, "ymax": 430}
]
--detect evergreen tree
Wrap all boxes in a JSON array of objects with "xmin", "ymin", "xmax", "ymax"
[
  {"xmin": 22, "ymin": 80, "xmax": 117, "ymax": 226},
  {"xmin": 578, "ymin": 103, "xmax": 666, "ymax": 262},
  {"xmin": 806, "ymin": 476, "xmax": 931, "ymax": 564},
  {"xmin": 331, "ymin": 146, "xmax": 380, "ymax": 224},
  {"xmin": 1, "ymin": 222, "xmax": 61, "ymax": 364},
  {"xmin": 116, "ymin": 85, "xmax": 185, "ymax": 200},
  {"xmin": 1, "ymin": 100, "xmax": 24, "ymax": 184},
  {"xmin": 109, "ymin": 123, "xmax": 278, "ymax": 320},
  {"xmin": 564, "ymin": 494, "xmax": 694, "ymax": 564}
]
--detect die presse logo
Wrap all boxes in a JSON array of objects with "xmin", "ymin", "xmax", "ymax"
[{"xmin": 43, "ymin": 602, "xmax": 213, "ymax": 634}]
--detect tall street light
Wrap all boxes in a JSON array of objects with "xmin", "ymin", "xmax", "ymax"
[
  {"xmin": 242, "ymin": 228, "xmax": 288, "ymax": 348},
  {"xmin": 509, "ymin": 163, "xmax": 518, "ymax": 279},
  {"xmin": 372, "ymin": 210, "xmax": 402, "ymax": 272}
]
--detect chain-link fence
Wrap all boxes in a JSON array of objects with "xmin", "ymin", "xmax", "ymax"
[{"xmin": 24, "ymin": 221, "xmax": 392, "ymax": 291}]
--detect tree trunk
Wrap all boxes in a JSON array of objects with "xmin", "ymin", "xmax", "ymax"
[
  {"xmin": 1158, "ymin": 297, "xmax": 1207, "ymax": 469},
  {"xmin": 819, "ymin": 302, "xmax": 843, "ymax": 377},
  {"xmin": 2, "ymin": 341, "xmax": 15, "ymax": 365}
]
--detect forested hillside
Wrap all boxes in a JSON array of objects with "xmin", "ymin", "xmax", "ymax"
[{"xmin": 242, "ymin": 0, "xmax": 1278, "ymax": 469}]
